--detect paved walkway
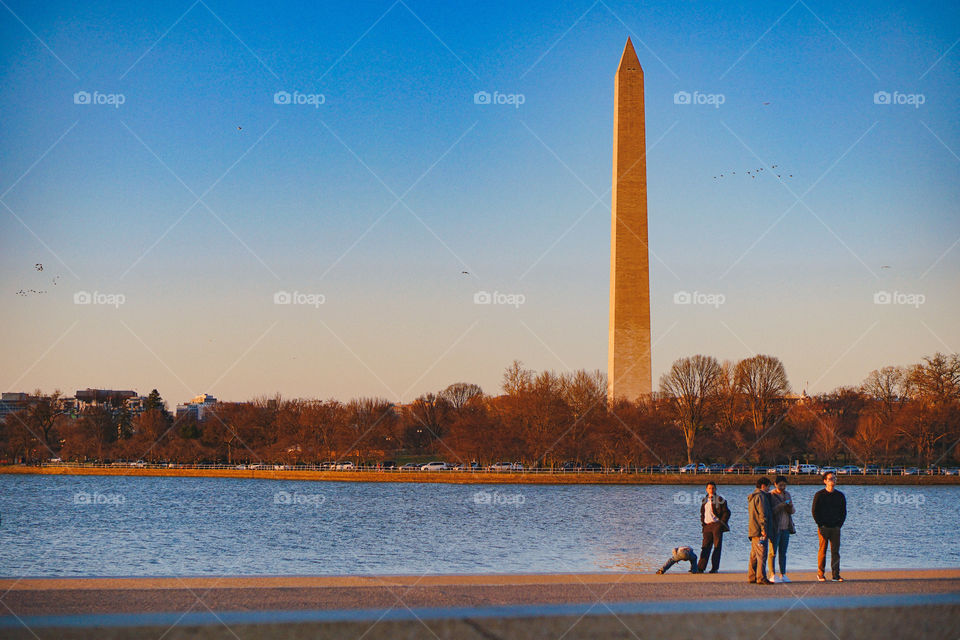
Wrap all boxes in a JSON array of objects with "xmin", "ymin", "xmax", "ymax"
[{"xmin": 1, "ymin": 570, "xmax": 958, "ymax": 639}]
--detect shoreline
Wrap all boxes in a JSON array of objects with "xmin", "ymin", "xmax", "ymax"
[
  {"xmin": 2, "ymin": 465, "xmax": 958, "ymax": 485},
  {"xmin": 3, "ymin": 570, "xmax": 958, "ymax": 639}
]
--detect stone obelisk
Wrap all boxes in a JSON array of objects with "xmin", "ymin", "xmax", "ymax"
[{"xmin": 608, "ymin": 38, "xmax": 652, "ymax": 402}]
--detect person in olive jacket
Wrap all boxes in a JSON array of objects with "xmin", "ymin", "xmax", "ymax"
[
  {"xmin": 697, "ymin": 482, "xmax": 731, "ymax": 573},
  {"xmin": 747, "ymin": 477, "xmax": 775, "ymax": 584},
  {"xmin": 812, "ymin": 470, "xmax": 847, "ymax": 582}
]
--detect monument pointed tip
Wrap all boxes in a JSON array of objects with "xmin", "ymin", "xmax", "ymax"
[{"xmin": 618, "ymin": 38, "xmax": 642, "ymax": 73}]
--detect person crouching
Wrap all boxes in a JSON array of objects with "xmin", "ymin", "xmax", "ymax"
[{"xmin": 656, "ymin": 546, "xmax": 700, "ymax": 574}]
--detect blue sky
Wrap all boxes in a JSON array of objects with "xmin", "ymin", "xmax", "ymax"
[{"xmin": 2, "ymin": 0, "xmax": 958, "ymax": 404}]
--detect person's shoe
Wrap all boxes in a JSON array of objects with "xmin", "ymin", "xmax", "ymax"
[
  {"xmin": 832, "ymin": 576, "xmax": 844, "ymax": 582},
  {"xmin": 656, "ymin": 569, "xmax": 663, "ymax": 575},
  {"xmin": 817, "ymin": 574, "xmax": 826, "ymax": 582},
  {"xmin": 756, "ymin": 577, "xmax": 773, "ymax": 585},
  {"xmin": 772, "ymin": 575, "xmax": 781, "ymax": 583},
  {"xmin": 781, "ymin": 575, "xmax": 791, "ymax": 583},
  {"xmin": 708, "ymin": 569, "xmax": 719, "ymax": 574}
]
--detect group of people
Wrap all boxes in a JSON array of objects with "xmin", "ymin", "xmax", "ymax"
[{"xmin": 656, "ymin": 471, "xmax": 847, "ymax": 583}]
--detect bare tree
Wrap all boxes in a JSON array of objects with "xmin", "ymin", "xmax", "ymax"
[
  {"xmin": 439, "ymin": 383, "xmax": 484, "ymax": 411},
  {"xmin": 502, "ymin": 360, "xmax": 533, "ymax": 396},
  {"xmin": 660, "ymin": 355, "xmax": 724, "ymax": 464},
  {"xmin": 910, "ymin": 353, "xmax": 960, "ymax": 403},
  {"xmin": 735, "ymin": 354, "xmax": 790, "ymax": 439}
]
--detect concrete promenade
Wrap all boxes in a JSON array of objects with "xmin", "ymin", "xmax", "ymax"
[{"xmin": 1, "ymin": 570, "xmax": 958, "ymax": 639}]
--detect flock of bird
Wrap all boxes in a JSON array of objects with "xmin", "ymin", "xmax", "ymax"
[
  {"xmin": 713, "ymin": 165, "xmax": 794, "ymax": 180},
  {"xmin": 14, "ymin": 263, "xmax": 58, "ymax": 296}
]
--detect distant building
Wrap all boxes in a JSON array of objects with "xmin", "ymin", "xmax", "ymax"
[
  {"xmin": 782, "ymin": 390, "xmax": 811, "ymax": 405},
  {"xmin": 75, "ymin": 388, "xmax": 138, "ymax": 408},
  {"xmin": 0, "ymin": 392, "xmax": 35, "ymax": 423},
  {"xmin": 176, "ymin": 394, "xmax": 217, "ymax": 421}
]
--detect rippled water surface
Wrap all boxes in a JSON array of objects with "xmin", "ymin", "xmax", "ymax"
[{"xmin": 1, "ymin": 475, "xmax": 956, "ymax": 576}]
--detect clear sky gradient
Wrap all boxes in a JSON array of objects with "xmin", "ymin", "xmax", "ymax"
[{"xmin": 2, "ymin": 0, "xmax": 958, "ymax": 404}]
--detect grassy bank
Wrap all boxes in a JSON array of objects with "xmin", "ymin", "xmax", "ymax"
[{"xmin": 2, "ymin": 465, "xmax": 958, "ymax": 485}]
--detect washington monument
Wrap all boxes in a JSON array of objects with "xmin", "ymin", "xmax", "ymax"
[{"xmin": 608, "ymin": 38, "xmax": 652, "ymax": 402}]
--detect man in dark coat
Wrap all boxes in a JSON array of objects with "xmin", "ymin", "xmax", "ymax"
[
  {"xmin": 698, "ymin": 481, "xmax": 731, "ymax": 573},
  {"xmin": 812, "ymin": 470, "xmax": 847, "ymax": 582}
]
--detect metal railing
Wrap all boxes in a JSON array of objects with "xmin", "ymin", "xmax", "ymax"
[{"xmin": 15, "ymin": 462, "xmax": 959, "ymax": 476}]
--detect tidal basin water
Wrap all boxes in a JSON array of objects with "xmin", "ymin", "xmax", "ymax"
[{"xmin": 1, "ymin": 475, "xmax": 956, "ymax": 577}]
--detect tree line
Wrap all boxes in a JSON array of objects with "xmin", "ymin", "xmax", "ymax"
[{"xmin": 2, "ymin": 353, "xmax": 958, "ymax": 468}]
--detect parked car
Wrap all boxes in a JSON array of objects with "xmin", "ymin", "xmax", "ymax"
[
  {"xmin": 864, "ymin": 465, "xmax": 880, "ymax": 475},
  {"xmin": 943, "ymin": 468, "xmax": 959, "ymax": 476},
  {"xmin": 707, "ymin": 463, "xmax": 725, "ymax": 474},
  {"xmin": 379, "ymin": 461, "xmax": 397, "ymax": 469},
  {"xmin": 724, "ymin": 464, "xmax": 750, "ymax": 474},
  {"xmin": 819, "ymin": 466, "xmax": 838, "ymax": 476},
  {"xmin": 661, "ymin": 465, "xmax": 679, "ymax": 473},
  {"xmin": 454, "ymin": 462, "xmax": 480, "ymax": 471},
  {"xmin": 560, "ymin": 461, "xmax": 581, "ymax": 472},
  {"xmin": 488, "ymin": 461, "xmax": 517, "ymax": 471},
  {"xmin": 837, "ymin": 465, "xmax": 861, "ymax": 475},
  {"xmin": 400, "ymin": 463, "xmax": 421, "ymax": 471},
  {"xmin": 334, "ymin": 461, "xmax": 355, "ymax": 470},
  {"xmin": 902, "ymin": 467, "xmax": 919, "ymax": 475},
  {"xmin": 796, "ymin": 464, "xmax": 819, "ymax": 474},
  {"xmin": 582, "ymin": 462, "xmax": 603, "ymax": 472},
  {"xmin": 420, "ymin": 461, "xmax": 450, "ymax": 471},
  {"xmin": 680, "ymin": 463, "xmax": 707, "ymax": 474}
]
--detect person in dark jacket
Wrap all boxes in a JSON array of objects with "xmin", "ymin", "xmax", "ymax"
[
  {"xmin": 747, "ymin": 477, "xmax": 774, "ymax": 584},
  {"xmin": 812, "ymin": 470, "xmax": 846, "ymax": 582},
  {"xmin": 656, "ymin": 546, "xmax": 699, "ymax": 574},
  {"xmin": 698, "ymin": 482, "xmax": 731, "ymax": 573}
]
